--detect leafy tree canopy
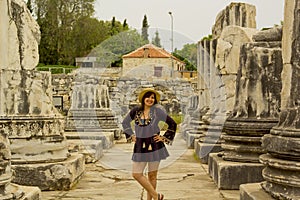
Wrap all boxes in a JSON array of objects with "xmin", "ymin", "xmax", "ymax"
[
  {"xmin": 31, "ymin": 0, "xmax": 130, "ymax": 65},
  {"xmin": 91, "ymin": 30, "xmax": 147, "ymax": 67},
  {"xmin": 174, "ymin": 43, "xmax": 197, "ymax": 71}
]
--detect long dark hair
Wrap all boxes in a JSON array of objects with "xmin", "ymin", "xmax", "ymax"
[{"xmin": 139, "ymin": 91, "xmax": 158, "ymax": 111}]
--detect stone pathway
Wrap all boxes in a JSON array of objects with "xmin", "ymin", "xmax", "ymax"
[{"xmin": 41, "ymin": 133, "xmax": 239, "ymax": 200}]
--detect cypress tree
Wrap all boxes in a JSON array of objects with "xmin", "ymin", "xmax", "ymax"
[
  {"xmin": 142, "ymin": 15, "xmax": 149, "ymax": 42},
  {"xmin": 152, "ymin": 30, "xmax": 162, "ymax": 47}
]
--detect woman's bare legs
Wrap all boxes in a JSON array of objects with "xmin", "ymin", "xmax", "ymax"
[
  {"xmin": 132, "ymin": 162, "xmax": 159, "ymax": 200},
  {"xmin": 147, "ymin": 162, "xmax": 160, "ymax": 200}
]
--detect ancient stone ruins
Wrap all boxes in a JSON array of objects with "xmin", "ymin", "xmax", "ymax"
[
  {"xmin": 0, "ymin": 0, "xmax": 299, "ymax": 199},
  {"xmin": 181, "ymin": 1, "xmax": 300, "ymax": 199}
]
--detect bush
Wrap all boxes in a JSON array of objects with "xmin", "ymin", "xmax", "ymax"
[{"xmin": 36, "ymin": 64, "xmax": 79, "ymax": 74}]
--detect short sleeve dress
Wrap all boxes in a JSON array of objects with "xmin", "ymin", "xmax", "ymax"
[{"xmin": 122, "ymin": 105, "xmax": 177, "ymax": 162}]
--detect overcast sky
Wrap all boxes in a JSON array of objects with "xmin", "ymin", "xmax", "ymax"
[{"xmin": 94, "ymin": 0, "xmax": 284, "ymax": 51}]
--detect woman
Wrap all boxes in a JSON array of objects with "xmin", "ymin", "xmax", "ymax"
[{"xmin": 122, "ymin": 88, "xmax": 177, "ymax": 200}]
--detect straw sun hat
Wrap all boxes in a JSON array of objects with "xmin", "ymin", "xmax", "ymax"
[{"xmin": 138, "ymin": 88, "xmax": 161, "ymax": 103}]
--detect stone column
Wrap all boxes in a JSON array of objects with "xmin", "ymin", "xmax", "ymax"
[
  {"xmin": 259, "ymin": 0, "xmax": 300, "ymax": 199},
  {"xmin": 0, "ymin": 0, "xmax": 41, "ymax": 198},
  {"xmin": 195, "ymin": 39, "xmax": 225, "ymax": 163},
  {"xmin": 0, "ymin": 0, "xmax": 85, "ymax": 191},
  {"xmin": 212, "ymin": 2, "xmax": 256, "ymax": 39},
  {"xmin": 193, "ymin": 2, "xmax": 258, "ymax": 164},
  {"xmin": 0, "ymin": 0, "xmax": 9, "ymax": 68},
  {"xmin": 0, "ymin": 1, "xmax": 14, "ymax": 194},
  {"xmin": 198, "ymin": 40, "xmax": 209, "ymax": 112},
  {"xmin": 184, "ymin": 40, "xmax": 210, "ymax": 149},
  {"xmin": 0, "ymin": 0, "xmax": 9, "ymax": 116},
  {"xmin": 197, "ymin": 26, "xmax": 259, "ymax": 164},
  {"xmin": 240, "ymin": 1, "xmax": 300, "ymax": 199},
  {"xmin": 209, "ymin": 31, "xmax": 283, "ymax": 189}
]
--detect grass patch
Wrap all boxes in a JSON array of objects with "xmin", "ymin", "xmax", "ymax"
[
  {"xmin": 193, "ymin": 152, "xmax": 200, "ymax": 162},
  {"xmin": 170, "ymin": 114, "xmax": 183, "ymax": 124}
]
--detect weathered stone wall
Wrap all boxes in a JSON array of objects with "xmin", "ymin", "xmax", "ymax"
[
  {"xmin": 52, "ymin": 74, "xmax": 74, "ymax": 114},
  {"xmin": 50, "ymin": 72, "xmax": 196, "ymax": 134},
  {"xmin": 112, "ymin": 78, "xmax": 195, "ymax": 117}
]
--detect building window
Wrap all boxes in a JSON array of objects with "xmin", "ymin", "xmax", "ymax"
[
  {"xmin": 82, "ymin": 62, "xmax": 93, "ymax": 68},
  {"xmin": 154, "ymin": 66, "xmax": 163, "ymax": 77}
]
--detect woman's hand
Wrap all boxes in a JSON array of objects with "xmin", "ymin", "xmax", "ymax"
[
  {"xmin": 127, "ymin": 135, "xmax": 136, "ymax": 143},
  {"xmin": 131, "ymin": 135, "xmax": 136, "ymax": 143},
  {"xmin": 153, "ymin": 134, "xmax": 163, "ymax": 143}
]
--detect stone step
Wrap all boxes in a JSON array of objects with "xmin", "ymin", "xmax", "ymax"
[
  {"xmin": 64, "ymin": 131, "xmax": 114, "ymax": 149},
  {"xmin": 4, "ymin": 184, "xmax": 41, "ymax": 200},
  {"xmin": 67, "ymin": 139, "xmax": 104, "ymax": 163}
]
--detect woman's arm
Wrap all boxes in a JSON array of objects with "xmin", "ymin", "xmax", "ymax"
[
  {"xmin": 122, "ymin": 106, "xmax": 139, "ymax": 142},
  {"xmin": 156, "ymin": 107, "xmax": 177, "ymax": 145}
]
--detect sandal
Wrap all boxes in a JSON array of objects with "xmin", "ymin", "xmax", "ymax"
[{"xmin": 158, "ymin": 193, "xmax": 164, "ymax": 200}]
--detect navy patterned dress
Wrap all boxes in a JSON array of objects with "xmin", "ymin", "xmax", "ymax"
[{"xmin": 122, "ymin": 105, "xmax": 177, "ymax": 162}]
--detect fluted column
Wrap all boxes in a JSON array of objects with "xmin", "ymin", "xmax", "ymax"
[
  {"xmin": 222, "ymin": 40, "xmax": 282, "ymax": 163},
  {"xmin": 260, "ymin": 0, "xmax": 300, "ymax": 199},
  {"xmin": 209, "ymin": 36, "xmax": 283, "ymax": 190},
  {"xmin": 197, "ymin": 39, "xmax": 225, "ymax": 163},
  {"xmin": 184, "ymin": 41, "xmax": 210, "ymax": 147}
]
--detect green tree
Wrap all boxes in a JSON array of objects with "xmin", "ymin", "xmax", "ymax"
[
  {"xmin": 110, "ymin": 16, "xmax": 117, "ymax": 36},
  {"xmin": 70, "ymin": 17, "xmax": 110, "ymax": 58},
  {"xmin": 33, "ymin": 0, "xmax": 96, "ymax": 65},
  {"xmin": 32, "ymin": 0, "xmax": 135, "ymax": 66},
  {"xmin": 152, "ymin": 30, "xmax": 162, "ymax": 47},
  {"xmin": 92, "ymin": 30, "xmax": 147, "ymax": 67},
  {"xmin": 142, "ymin": 15, "xmax": 149, "ymax": 42},
  {"xmin": 174, "ymin": 43, "xmax": 197, "ymax": 71},
  {"xmin": 110, "ymin": 16, "xmax": 124, "ymax": 36},
  {"xmin": 37, "ymin": 0, "xmax": 60, "ymax": 65}
]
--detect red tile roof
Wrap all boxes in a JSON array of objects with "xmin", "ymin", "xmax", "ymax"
[{"xmin": 122, "ymin": 44, "xmax": 178, "ymax": 60}]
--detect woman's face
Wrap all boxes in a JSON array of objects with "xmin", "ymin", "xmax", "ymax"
[{"xmin": 144, "ymin": 94, "xmax": 155, "ymax": 107}]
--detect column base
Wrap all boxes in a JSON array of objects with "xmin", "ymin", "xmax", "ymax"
[
  {"xmin": 208, "ymin": 153, "xmax": 264, "ymax": 189},
  {"xmin": 240, "ymin": 182, "xmax": 275, "ymax": 200},
  {"xmin": 186, "ymin": 132, "xmax": 201, "ymax": 148},
  {"xmin": 195, "ymin": 142, "xmax": 222, "ymax": 164},
  {"xmin": 11, "ymin": 153, "xmax": 85, "ymax": 191}
]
